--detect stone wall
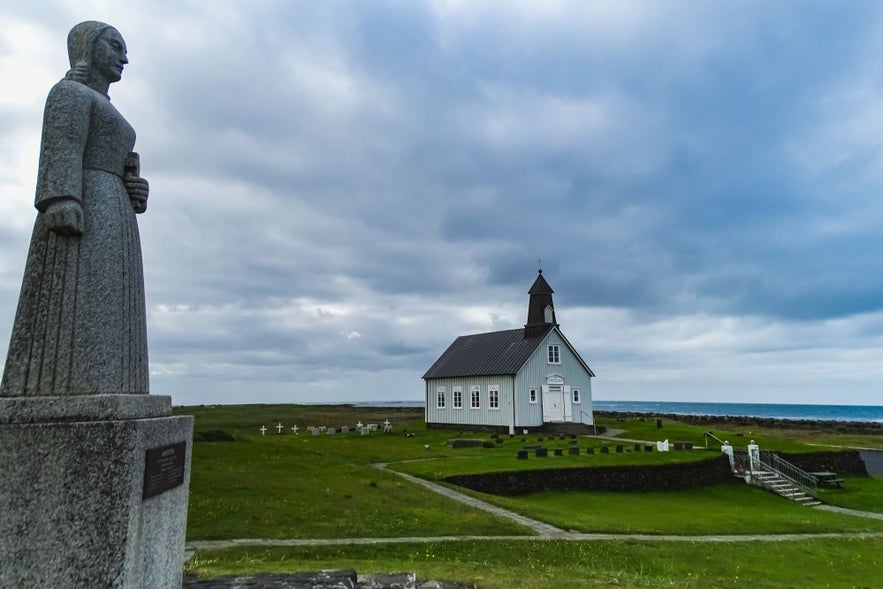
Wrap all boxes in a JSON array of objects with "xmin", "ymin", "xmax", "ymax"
[
  {"xmin": 779, "ymin": 450, "xmax": 868, "ymax": 476},
  {"xmin": 444, "ymin": 454, "xmax": 735, "ymax": 496},
  {"xmin": 595, "ymin": 411, "xmax": 883, "ymax": 436}
]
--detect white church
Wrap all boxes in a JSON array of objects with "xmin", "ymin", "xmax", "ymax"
[{"xmin": 423, "ymin": 270, "xmax": 595, "ymax": 434}]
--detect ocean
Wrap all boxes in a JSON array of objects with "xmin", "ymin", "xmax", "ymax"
[{"xmin": 356, "ymin": 400, "xmax": 883, "ymax": 423}]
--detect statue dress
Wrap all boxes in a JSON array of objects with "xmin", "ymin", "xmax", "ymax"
[{"xmin": 0, "ymin": 78, "xmax": 148, "ymax": 396}]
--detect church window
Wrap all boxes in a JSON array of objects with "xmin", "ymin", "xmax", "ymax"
[
  {"xmin": 470, "ymin": 385, "xmax": 481, "ymax": 409},
  {"xmin": 548, "ymin": 344, "xmax": 560, "ymax": 364},
  {"xmin": 436, "ymin": 387, "xmax": 446, "ymax": 409},
  {"xmin": 489, "ymin": 386, "xmax": 500, "ymax": 409},
  {"xmin": 453, "ymin": 386, "xmax": 463, "ymax": 409}
]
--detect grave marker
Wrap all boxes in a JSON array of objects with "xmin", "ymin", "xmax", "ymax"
[
  {"xmin": 276, "ymin": 423, "xmax": 283, "ymax": 434},
  {"xmin": 260, "ymin": 426, "xmax": 268, "ymax": 435}
]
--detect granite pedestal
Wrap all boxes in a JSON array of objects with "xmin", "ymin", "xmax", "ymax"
[{"xmin": 0, "ymin": 394, "xmax": 192, "ymax": 588}]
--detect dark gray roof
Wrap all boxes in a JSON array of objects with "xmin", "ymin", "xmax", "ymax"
[{"xmin": 422, "ymin": 327, "xmax": 552, "ymax": 379}]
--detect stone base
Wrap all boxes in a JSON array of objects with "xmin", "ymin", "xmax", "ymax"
[{"xmin": 0, "ymin": 410, "xmax": 193, "ymax": 588}]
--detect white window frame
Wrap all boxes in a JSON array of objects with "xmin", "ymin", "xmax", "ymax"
[
  {"xmin": 470, "ymin": 385, "xmax": 481, "ymax": 409},
  {"xmin": 548, "ymin": 344, "xmax": 560, "ymax": 364},
  {"xmin": 488, "ymin": 385, "xmax": 500, "ymax": 410},
  {"xmin": 529, "ymin": 388, "xmax": 538, "ymax": 404},
  {"xmin": 572, "ymin": 388, "xmax": 581, "ymax": 403},
  {"xmin": 436, "ymin": 387, "xmax": 446, "ymax": 409},
  {"xmin": 452, "ymin": 386, "xmax": 463, "ymax": 409}
]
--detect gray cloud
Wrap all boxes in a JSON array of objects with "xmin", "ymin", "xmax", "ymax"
[{"xmin": 3, "ymin": 2, "xmax": 883, "ymax": 405}]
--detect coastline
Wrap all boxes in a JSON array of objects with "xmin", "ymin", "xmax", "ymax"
[{"xmin": 594, "ymin": 410, "xmax": 883, "ymax": 435}]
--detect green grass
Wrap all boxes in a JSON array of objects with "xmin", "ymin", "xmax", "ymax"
[
  {"xmin": 482, "ymin": 484, "xmax": 883, "ymax": 534},
  {"xmin": 596, "ymin": 416, "xmax": 840, "ymax": 453},
  {"xmin": 817, "ymin": 475, "xmax": 883, "ymax": 513},
  {"xmin": 390, "ymin": 446, "xmax": 712, "ymax": 480},
  {"xmin": 179, "ymin": 404, "xmax": 883, "ymax": 587},
  {"xmin": 185, "ymin": 538, "xmax": 883, "ymax": 589},
  {"xmin": 187, "ymin": 437, "xmax": 530, "ymax": 540}
]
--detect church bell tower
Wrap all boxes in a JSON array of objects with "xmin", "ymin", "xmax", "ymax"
[{"xmin": 524, "ymin": 268, "xmax": 557, "ymax": 338}]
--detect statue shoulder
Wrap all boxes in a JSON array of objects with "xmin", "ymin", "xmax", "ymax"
[{"xmin": 44, "ymin": 79, "xmax": 99, "ymax": 112}]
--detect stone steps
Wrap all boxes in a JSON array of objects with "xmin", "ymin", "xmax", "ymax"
[{"xmin": 752, "ymin": 472, "xmax": 822, "ymax": 507}]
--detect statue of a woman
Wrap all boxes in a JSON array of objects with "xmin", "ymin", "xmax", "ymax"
[{"xmin": 1, "ymin": 21, "xmax": 150, "ymax": 396}]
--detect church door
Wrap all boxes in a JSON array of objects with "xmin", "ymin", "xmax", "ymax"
[{"xmin": 542, "ymin": 385, "xmax": 565, "ymax": 422}]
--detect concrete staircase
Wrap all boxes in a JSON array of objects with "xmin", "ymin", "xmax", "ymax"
[{"xmin": 751, "ymin": 470, "xmax": 822, "ymax": 506}]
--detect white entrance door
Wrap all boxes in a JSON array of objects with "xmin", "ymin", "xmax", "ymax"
[{"xmin": 542, "ymin": 385, "xmax": 565, "ymax": 422}]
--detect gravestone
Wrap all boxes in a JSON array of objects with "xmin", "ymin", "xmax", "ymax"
[
  {"xmin": 0, "ymin": 22, "xmax": 191, "ymax": 588},
  {"xmin": 587, "ymin": 447, "xmax": 595, "ymax": 455},
  {"xmin": 327, "ymin": 427, "xmax": 336, "ymax": 435},
  {"xmin": 600, "ymin": 446, "xmax": 609, "ymax": 454},
  {"xmin": 535, "ymin": 448, "xmax": 548, "ymax": 457},
  {"xmin": 568, "ymin": 446, "xmax": 580, "ymax": 455},
  {"xmin": 361, "ymin": 427, "xmax": 371, "ymax": 436},
  {"xmin": 340, "ymin": 426, "xmax": 349, "ymax": 434}
]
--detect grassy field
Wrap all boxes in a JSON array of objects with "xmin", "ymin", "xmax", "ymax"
[
  {"xmin": 178, "ymin": 404, "xmax": 883, "ymax": 587},
  {"xmin": 187, "ymin": 538, "xmax": 883, "ymax": 589}
]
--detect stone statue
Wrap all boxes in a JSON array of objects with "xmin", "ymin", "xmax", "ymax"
[{"xmin": 1, "ymin": 21, "xmax": 150, "ymax": 396}]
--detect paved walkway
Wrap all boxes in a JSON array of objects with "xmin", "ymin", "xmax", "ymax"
[
  {"xmin": 187, "ymin": 531, "xmax": 883, "ymax": 552},
  {"xmin": 815, "ymin": 504, "xmax": 883, "ymax": 521},
  {"xmin": 371, "ymin": 463, "xmax": 573, "ymax": 538}
]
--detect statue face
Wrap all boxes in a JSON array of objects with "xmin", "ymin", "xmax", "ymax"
[{"xmin": 92, "ymin": 28, "xmax": 128, "ymax": 84}]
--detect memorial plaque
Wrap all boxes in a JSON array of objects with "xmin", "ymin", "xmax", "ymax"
[{"xmin": 143, "ymin": 441, "xmax": 187, "ymax": 499}]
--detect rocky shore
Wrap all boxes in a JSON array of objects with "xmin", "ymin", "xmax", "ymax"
[{"xmin": 595, "ymin": 410, "xmax": 883, "ymax": 435}]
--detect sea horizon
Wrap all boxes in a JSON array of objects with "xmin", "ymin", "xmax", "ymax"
[{"xmin": 349, "ymin": 399, "xmax": 883, "ymax": 423}]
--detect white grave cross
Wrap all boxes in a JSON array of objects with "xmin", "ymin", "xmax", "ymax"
[
  {"xmin": 260, "ymin": 425, "xmax": 267, "ymax": 435},
  {"xmin": 291, "ymin": 425, "xmax": 299, "ymax": 435},
  {"xmin": 276, "ymin": 423, "xmax": 283, "ymax": 434},
  {"xmin": 355, "ymin": 421, "xmax": 363, "ymax": 429},
  {"xmin": 383, "ymin": 419, "xmax": 392, "ymax": 433}
]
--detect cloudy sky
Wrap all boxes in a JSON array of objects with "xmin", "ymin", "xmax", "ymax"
[{"xmin": 2, "ymin": 1, "xmax": 883, "ymax": 407}]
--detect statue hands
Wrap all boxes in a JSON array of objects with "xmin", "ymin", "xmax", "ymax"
[
  {"xmin": 125, "ymin": 174, "xmax": 149, "ymax": 214},
  {"xmin": 43, "ymin": 198, "xmax": 84, "ymax": 236}
]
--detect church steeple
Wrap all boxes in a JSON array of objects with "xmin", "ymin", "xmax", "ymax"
[{"xmin": 524, "ymin": 269, "xmax": 557, "ymax": 338}]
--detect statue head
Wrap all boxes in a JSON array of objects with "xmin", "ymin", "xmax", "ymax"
[{"xmin": 65, "ymin": 21, "xmax": 127, "ymax": 88}]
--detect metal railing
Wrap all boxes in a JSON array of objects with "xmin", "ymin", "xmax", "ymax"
[
  {"xmin": 757, "ymin": 451, "xmax": 819, "ymax": 497},
  {"xmin": 704, "ymin": 431, "xmax": 727, "ymax": 448},
  {"xmin": 731, "ymin": 449, "xmax": 819, "ymax": 497},
  {"xmin": 579, "ymin": 410, "xmax": 598, "ymax": 434}
]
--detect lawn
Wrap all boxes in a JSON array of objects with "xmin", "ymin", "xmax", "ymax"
[
  {"xmin": 179, "ymin": 404, "xmax": 883, "ymax": 587},
  {"xmin": 185, "ymin": 537, "xmax": 883, "ymax": 589}
]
